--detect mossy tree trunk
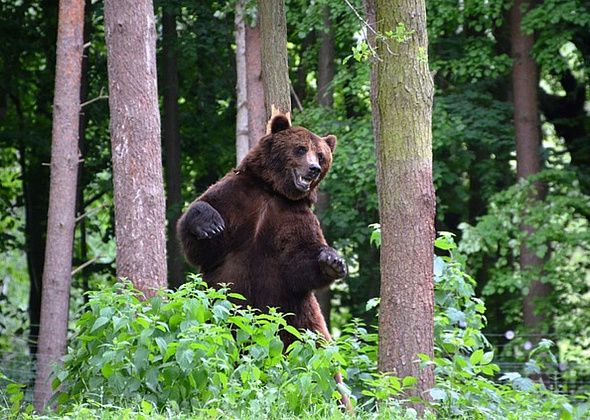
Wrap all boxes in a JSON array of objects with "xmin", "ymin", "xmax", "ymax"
[
  {"xmin": 370, "ymin": 0, "xmax": 436, "ymax": 406},
  {"xmin": 33, "ymin": 0, "xmax": 84, "ymax": 410},
  {"xmin": 257, "ymin": 0, "xmax": 291, "ymax": 122}
]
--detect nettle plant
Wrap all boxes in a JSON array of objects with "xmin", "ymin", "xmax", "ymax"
[{"xmin": 51, "ymin": 278, "xmax": 414, "ymax": 417}]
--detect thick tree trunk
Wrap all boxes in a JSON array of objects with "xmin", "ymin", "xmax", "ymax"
[
  {"xmin": 245, "ymin": 22, "xmax": 266, "ymax": 146},
  {"xmin": 33, "ymin": 0, "xmax": 84, "ymax": 410},
  {"xmin": 510, "ymin": 0, "xmax": 550, "ymax": 331},
  {"xmin": 162, "ymin": 6, "xmax": 184, "ymax": 289},
  {"xmin": 371, "ymin": 0, "xmax": 436, "ymax": 407},
  {"xmin": 257, "ymin": 0, "xmax": 291, "ymax": 122},
  {"xmin": 235, "ymin": 0, "xmax": 249, "ymax": 164},
  {"xmin": 104, "ymin": 0, "xmax": 167, "ymax": 296}
]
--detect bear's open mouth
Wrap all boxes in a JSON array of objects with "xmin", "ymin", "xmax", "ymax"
[{"xmin": 292, "ymin": 169, "xmax": 313, "ymax": 192}]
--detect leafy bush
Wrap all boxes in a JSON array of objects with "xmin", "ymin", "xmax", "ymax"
[
  {"xmin": 459, "ymin": 169, "xmax": 590, "ymax": 381},
  {"xmin": 51, "ymin": 278, "xmax": 417, "ymax": 418},
  {"xmin": 6, "ymin": 232, "xmax": 584, "ymax": 419},
  {"xmin": 429, "ymin": 233, "xmax": 580, "ymax": 419}
]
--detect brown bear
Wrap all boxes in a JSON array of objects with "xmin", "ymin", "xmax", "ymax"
[{"xmin": 177, "ymin": 114, "xmax": 347, "ymax": 347}]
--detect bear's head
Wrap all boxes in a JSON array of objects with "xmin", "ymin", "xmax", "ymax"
[{"xmin": 239, "ymin": 114, "xmax": 336, "ymax": 202}]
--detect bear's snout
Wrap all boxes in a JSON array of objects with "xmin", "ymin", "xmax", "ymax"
[{"xmin": 307, "ymin": 164, "xmax": 321, "ymax": 180}]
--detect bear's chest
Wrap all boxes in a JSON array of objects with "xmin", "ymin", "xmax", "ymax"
[{"xmin": 237, "ymin": 197, "xmax": 314, "ymax": 250}]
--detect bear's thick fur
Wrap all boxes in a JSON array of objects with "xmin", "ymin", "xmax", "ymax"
[{"xmin": 177, "ymin": 114, "xmax": 347, "ymax": 346}]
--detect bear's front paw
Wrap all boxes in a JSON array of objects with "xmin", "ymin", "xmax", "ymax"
[
  {"xmin": 187, "ymin": 201, "xmax": 226, "ymax": 240},
  {"xmin": 319, "ymin": 248, "xmax": 347, "ymax": 279}
]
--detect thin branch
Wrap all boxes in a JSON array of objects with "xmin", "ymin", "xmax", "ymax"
[
  {"xmin": 75, "ymin": 203, "xmax": 106, "ymax": 223},
  {"xmin": 81, "ymin": 87, "xmax": 108, "ymax": 108},
  {"xmin": 290, "ymin": 84, "xmax": 304, "ymax": 111},
  {"xmin": 343, "ymin": 0, "xmax": 378, "ymax": 36},
  {"xmin": 71, "ymin": 255, "xmax": 101, "ymax": 276},
  {"xmin": 342, "ymin": 0, "xmax": 393, "ymax": 58}
]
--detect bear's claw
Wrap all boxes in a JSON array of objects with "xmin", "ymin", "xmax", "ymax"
[
  {"xmin": 319, "ymin": 248, "xmax": 347, "ymax": 279},
  {"xmin": 187, "ymin": 201, "xmax": 226, "ymax": 240}
]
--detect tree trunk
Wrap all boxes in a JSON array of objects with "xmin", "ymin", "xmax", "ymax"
[
  {"xmin": 235, "ymin": 0, "xmax": 249, "ymax": 164},
  {"xmin": 162, "ymin": 6, "xmax": 184, "ymax": 289},
  {"xmin": 371, "ymin": 0, "xmax": 436, "ymax": 407},
  {"xmin": 33, "ymin": 0, "xmax": 85, "ymax": 410},
  {"xmin": 257, "ymin": 0, "xmax": 291, "ymax": 122},
  {"xmin": 245, "ymin": 22, "xmax": 266, "ymax": 146},
  {"xmin": 314, "ymin": 4, "xmax": 336, "ymax": 327},
  {"xmin": 510, "ymin": 0, "xmax": 550, "ymax": 332},
  {"xmin": 76, "ymin": 0, "xmax": 91, "ymax": 301},
  {"xmin": 317, "ymin": 6, "xmax": 334, "ymax": 108},
  {"xmin": 104, "ymin": 0, "xmax": 167, "ymax": 297}
]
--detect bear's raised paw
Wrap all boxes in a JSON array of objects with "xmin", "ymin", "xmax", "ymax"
[
  {"xmin": 318, "ymin": 248, "xmax": 347, "ymax": 280},
  {"xmin": 186, "ymin": 201, "xmax": 225, "ymax": 240}
]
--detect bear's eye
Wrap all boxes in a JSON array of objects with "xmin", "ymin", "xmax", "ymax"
[
  {"xmin": 317, "ymin": 152, "xmax": 325, "ymax": 164},
  {"xmin": 295, "ymin": 146, "xmax": 307, "ymax": 156}
]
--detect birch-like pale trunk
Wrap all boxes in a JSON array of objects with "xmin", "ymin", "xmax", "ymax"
[{"xmin": 235, "ymin": 0, "xmax": 249, "ymax": 164}]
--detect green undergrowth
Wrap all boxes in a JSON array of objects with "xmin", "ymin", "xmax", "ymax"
[{"xmin": 2, "ymin": 234, "xmax": 588, "ymax": 419}]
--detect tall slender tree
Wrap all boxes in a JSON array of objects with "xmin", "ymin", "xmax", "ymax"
[
  {"xmin": 245, "ymin": 20, "xmax": 266, "ymax": 146},
  {"xmin": 368, "ymin": 0, "xmax": 436, "ymax": 407},
  {"xmin": 104, "ymin": 0, "xmax": 167, "ymax": 296},
  {"xmin": 75, "ymin": 0, "xmax": 92, "ymax": 299},
  {"xmin": 317, "ymin": 6, "xmax": 335, "ymax": 108},
  {"xmin": 33, "ymin": 0, "xmax": 85, "ymax": 410},
  {"xmin": 510, "ymin": 0, "xmax": 549, "ymax": 331},
  {"xmin": 162, "ymin": 5, "xmax": 184, "ymax": 289},
  {"xmin": 257, "ymin": 0, "xmax": 291, "ymax": 122},
  {"xmin": 235, "ymin": 0, "xmax": 249, "ymax": 164}
]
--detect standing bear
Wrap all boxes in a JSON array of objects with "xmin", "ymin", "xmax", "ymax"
[{"xmin": 177, "ymin": 114, "xmax": 347, "ymax": 346}]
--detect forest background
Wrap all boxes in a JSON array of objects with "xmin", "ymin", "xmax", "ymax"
[{"xmin": 1, "ymin": 0, "xmax": 590, "ymax": 417}]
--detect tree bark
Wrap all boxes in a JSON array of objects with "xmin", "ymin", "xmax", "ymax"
[
  {"xmin": 371, "ymin": 0, "xmax": 436, "ymax": 407},
  {"xmin": 33, "ymin": 0, "xmax": 84, "ymax": 410},
  {"xmin": 235, "ymin": 0, "xmax": 249, "ymax": 164},
  {"xmin": 76, "ymin": 0, "xmax": 91, "ymax": 301},
  {"xmin": 162, "ymin": 6, "xmax": 184, "ymax": 289},
  {"xmin": 104, "ymin": 0, "xmax": 167, "ymax": 297},
  {"xmin": 245, "ymin": 21, "xmax": 266, "ymax": 146},
  {"xmin": 317, "ymin": 6, "xmax": 335, "ymax": 108},
  {"xmin": 510, "ymin": 0, "xmax": 550, "ymax": 331},
  {"xmin": 257, "ymin": 0, "xmax": 291, "ymax": 122}
]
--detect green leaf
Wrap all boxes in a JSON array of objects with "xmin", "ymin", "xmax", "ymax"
[
  {"xmin": 402, "ymin": 376, "xmax": 417, "ymax": 387},
  {"xmin": 140, "ymin": 399, "xmax": 153, "ymax": 415},
  {"xmin": 430, "ymin": 388, "xmax": 447, "ymax": 401},
  {"xmin": 470, "ymin": 349, "xmax": 484, "ymax": 365},
  {"xmin": 481, "ymin": 351, "xmax": 494, "ymax": 365},
  {"xmin": 283, "ymin": 325, "xmax": 303, "ymax": 340},
  {"xmin": 91, "ymin": 316, "xmax": 109, "ymax": 332},
  {"xmin": 101, "ymin": 364, "xmax": 114, "ymax": 379}
]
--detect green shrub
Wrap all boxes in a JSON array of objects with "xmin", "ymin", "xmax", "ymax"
[
  {"xmin": 52, "ymin": 278, "xmax": 418, "ymax": 418},
  {"xmin": 22, "ymin": 232, "xmax": 585, "ymax": 419}
]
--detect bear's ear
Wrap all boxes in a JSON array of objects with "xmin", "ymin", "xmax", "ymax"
[
  {"xmin": 270, "ymin": 113, "xmax": 291, "ymax": 134},
  {"xmin": 323, "ymin": 135, "xmax": 336, "ymax": 151}
]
